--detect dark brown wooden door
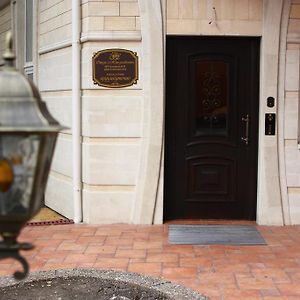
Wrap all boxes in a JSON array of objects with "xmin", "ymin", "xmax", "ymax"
[{"xmin": 164, "ymin": 36, "xmax": 260, "ymax": 221}]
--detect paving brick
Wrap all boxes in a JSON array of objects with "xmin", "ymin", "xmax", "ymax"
[
  {"xmin": 180, "ymin": 256, "xmax": 212, "ymax": 267},
  {"xmin": 260, "ymin": 288, "xmax": 281, "ymax": 297},
  {"xmin": 133, "ymin": 240, "xmax": 163, "ymax": 250},
  {"xmin": 94, "ymin": 258, "xmax": 129, "ymax": 270},
  {"xmin": 105, "ymin": 237, "xmax": 133, "ymax": 246},
  {"xmin": 163, "ymin": 244, "xmax": 194, "ymax": 254},
  {"xmin": 288, "ymin": 271, "xmax": 300, "ymax": 282},
  {"xmin": 196, "ymin": 284, "xmax": 221, "ymax": 300},
  {"xmin": 236, "ymin": 276, "xmax": 275, "ymax": 290},
  {"xmin": 163, "ymin": 262, "xmax": 180, "ymax": 268},
  {"xmin": 0, "ymin": 223, "xmax": 297, "ymax": 300},
  {"xmin": 277, "ymin": 283, "xmax": 300, "ymax": 296},
  {"xmin": 64, "ymin": 253, "xmax": 98, "ymax": 263},
  {"xmin": 199, "ymin": 272, "xmax": 236, "ymax": 286},
  {"xmin": 128, "ymin": 262, "xmax": 162, "ymax": 277},
  {"xmin": 221, "ymin": 288, "xmax": 261, "ymax": 299},
  {"xmin": 85, "ymin": 245, "xmax": 116, "ymax": 255},
  {"xmin": 76, "ymin": 236, "xmax": 106, "ymax": 244},
  {"xmin": 263, "ymin": 297, "xmax": 300, "ymax": 300},
  {"xmin": 120, "ymin": 231, "xmax": 149, "ymax": 240},
  {"xmin": 171, "ymin": 278, "xmax": 202, "ymax": 294},
  {"xmin": 162, "ymin": 267, "xmax": 198, "ymax": 279},
  {"xmin": 115, "ymin": 249, "xmax": 146, "ymax": 258},
  {"xmin": 41, "ymin": 262, "xmax": 77, "ymax": 270},
  {"xmin": 252, "ymin": 268, "xmax": 291, "ymax": 283},
  {"xmin": 146, "ymin": 252, "xmax": 179, "ymax": 263},
  {"xmin": 57, "ymin": 241, "xmax": 87, "ymax": 252},
  {"xmin": 214, "ymin": 261, "xmax": 251, "ymax": 273}
]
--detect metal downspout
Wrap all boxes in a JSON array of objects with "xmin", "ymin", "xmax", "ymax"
[{"xmin": 72, "ymin": 0, "xmax": 82, "ymax": 223}]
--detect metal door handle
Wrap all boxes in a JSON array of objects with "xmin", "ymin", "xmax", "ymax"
[{"xmin": 241, "ymin": 114, "xmax": 250, "ymax": 145}]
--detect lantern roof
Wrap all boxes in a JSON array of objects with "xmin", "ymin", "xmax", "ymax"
[{"xmin": 0, "ymin": 32, "xmax": 64, "ymax": 132}]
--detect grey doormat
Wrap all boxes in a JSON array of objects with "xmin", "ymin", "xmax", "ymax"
[{"xmin": 168, "ymin": 224, "xmax": 267, "ymax": 245}]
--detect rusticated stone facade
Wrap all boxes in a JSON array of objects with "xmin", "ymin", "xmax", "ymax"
[{"xmin": 1, "ymin": 0, "xmax": 300, "ymax": 225}]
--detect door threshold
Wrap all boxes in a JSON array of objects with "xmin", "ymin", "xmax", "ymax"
[{"xmin": 164, "ymin": 219, "xmax": 257, "ymax": 225}]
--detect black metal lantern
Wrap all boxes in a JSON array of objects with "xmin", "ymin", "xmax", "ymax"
[{"xmin": 0, "ymin": 33, "xmax": 64, "ymax": 279}]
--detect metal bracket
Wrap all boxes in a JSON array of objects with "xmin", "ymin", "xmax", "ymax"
[{"xmin": 0, "ymin": 241, "xmax": 33, "ymax": 280}]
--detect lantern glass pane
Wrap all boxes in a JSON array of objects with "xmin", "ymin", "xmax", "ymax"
[{"xmin": 0, "ymin": 134, "xmax": 40, "ymax": 215}]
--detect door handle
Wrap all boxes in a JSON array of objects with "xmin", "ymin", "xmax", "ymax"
[{"xmin": 241, "ymin": 114, "xmax": 250, "ymax": 145}]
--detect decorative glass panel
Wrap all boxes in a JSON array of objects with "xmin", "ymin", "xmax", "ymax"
[
  {"xmin": 195, "ymin": 60, "xmax": 229, "ymax": 136},
  {"xmin": 0, "ymin": 135, "xmax": 40, "ymax": 215}
]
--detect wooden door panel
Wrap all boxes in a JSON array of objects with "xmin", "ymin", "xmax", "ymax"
[
  {"xmin": 164, "ymin": 36, "xmax": 260, "ymax": 221},
  {"xmin": 187, "ymin": 156, "xmax": 235, "ymax": 200}
]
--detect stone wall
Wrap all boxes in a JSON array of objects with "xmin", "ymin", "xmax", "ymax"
[
  {"xmin": 39, "ymin": 0, "xmax": 73, "ymax": 218},
  {"xmin": 284, "ymin": 0, "xmax": 300, "ymax": 224},
  {"xmin": 82, "ymin": 0, "xmax": 140, "ymax": 33},
  {"xmin": 0, "ymin": 5, "xmax": 11, "ymax": 62},
  {"xmin": 166, "ymin": 0, "xmax": 262, "ymax": 35},
  {"xmin": 38, "ymin": 0, "xmax": 300, "ymax": 225},
  {"xmin": 80, "ymin": 0, "xmax": 141, "ymax": 223},
  {"xmin": 40, "ymin": 0, "xmax": 142, "ymax": 223}
]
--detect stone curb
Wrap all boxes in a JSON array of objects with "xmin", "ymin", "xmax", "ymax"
[{"xmin": 0, "ymin": 268, "xmax": 210, "ymax": 300}]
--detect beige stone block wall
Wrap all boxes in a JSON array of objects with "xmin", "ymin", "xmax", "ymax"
[
  {"xmin": 40, "ymin": 0, "xmax": 72, "ymax": 48},
  {"xmin": 39, "ymin": 47, "xmax": 73, "ymax": 91},
  {"xmin": 0, "ymin": 5, "xmax": 11, "ymax": 61},
  {"xmin": 284, "ymin": 4, "xmax": 300, "ymax": 224},
  {"xmin": 80, "ymin": 2, "xmax": 141, "ymax": 223},
  {"xmin": 81, "ymin": 0, "xmax": 140, "ymax": 33},
  {"xmin": 284, "ymin": 93, "xmax": 298, "ymax": 140},
  {"xmin": 51, "ymin": 134, "xmax": 73, "ymax": 177},
  {"xmin": 39, "ymin": 0, "xmax": 74, "ymax": 217},
  {"xmin": 82, "ymin": 95, "xmax": 142, "ymax": 137},
  {"xmin": 288, "ymin": 188, "xmax": 300, "ymax": 222},
  {"xmin": 82, "ymin": 188, "xmax": 134, "ymax": 223},
  {"xmin": 166, "ymin": 0, "xmax": 263, "ymax": 35},
  {"xmin": 82, "ymin": 140, "xmax": 140, "ymax": 185},
  {"xmin": 45, "ymin": 172, "xmax": 74, "ymax": 219},
  {"xmin": 42, "ymin": 91, "xmax": 72, "ymax": 130},
  {"xmin": 38, "ymin": 0, "xmax": 142, "ymax": 223},
  {"xmin": 80, "ymin": 36, "xmax": 142, "ymax": 223}
]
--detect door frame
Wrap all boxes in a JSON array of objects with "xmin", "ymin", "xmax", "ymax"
[
  {"xmin": 164, "ymin": 36, "xmax": 260, "ymax": 221},
  {"xmin": 134, "ymin": 0, "xmax": 289, "ymax": 225}
]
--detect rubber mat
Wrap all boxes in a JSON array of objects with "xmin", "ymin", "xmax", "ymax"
[{"xmin": 168, "ymin": 224, "xmax": 266, "ymax": 245}]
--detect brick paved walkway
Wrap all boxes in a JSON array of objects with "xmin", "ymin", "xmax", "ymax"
[{"xmin": 1, "ymin": 223, "xmax": 300, "ymax": 299}]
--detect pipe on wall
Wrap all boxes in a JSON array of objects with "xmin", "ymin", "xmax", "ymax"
[{"xmin": 72, "ymin": 0, "xmax": 82, "ymax": 223}]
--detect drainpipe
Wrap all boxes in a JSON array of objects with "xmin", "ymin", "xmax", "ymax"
[{"xmin": 72, "ymin": 0, "xmax": 82, "ymax": 223}]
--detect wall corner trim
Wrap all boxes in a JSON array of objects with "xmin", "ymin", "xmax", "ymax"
[{"xmin": 132, "ymin": 0, "xmax": 164, "ymax": 224}]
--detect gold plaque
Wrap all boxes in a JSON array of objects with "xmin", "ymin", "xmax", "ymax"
[{"xmin": 92, "ymin": 49, "xmax": 139, "ymax": 88}]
